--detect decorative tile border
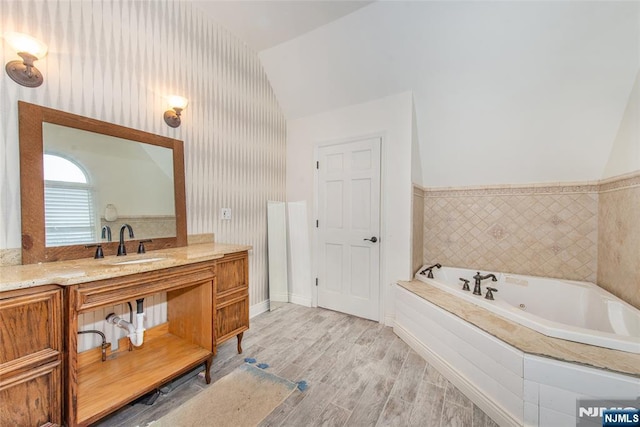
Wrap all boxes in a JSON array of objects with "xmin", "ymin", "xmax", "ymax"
[
  {"xmin": 416, "ymin": 170, "xmax": 639, "ymax": 197},
  {"xmin": 599, "ymin": 170, "xmax": 640, "ymax": 193},
  {"xmin": 422, "ymin": 183, "xmax": 599, "ymax": 198}
]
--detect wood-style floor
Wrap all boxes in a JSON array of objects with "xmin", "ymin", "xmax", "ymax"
[{"xmin": 95, "ymin": 303, "xmax": 499, "ymax": 426}]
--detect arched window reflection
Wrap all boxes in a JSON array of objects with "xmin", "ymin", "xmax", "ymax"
[{"xmin": 43, "ymin": 154, "xmax": 96, "ymax": 246}]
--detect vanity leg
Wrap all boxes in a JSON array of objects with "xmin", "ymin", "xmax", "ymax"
[
  {"xmin": 237, "ymin": 332, "xmax": 244, "ymax": 354},
  {"xmin": 204, "ymin": 356, "xmax": 212, "ymax": 384}
]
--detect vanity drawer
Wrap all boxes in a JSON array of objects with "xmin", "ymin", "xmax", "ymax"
[
  {"xmin": 0, "ymin": 286, "xmax": 62, "ymax": 365},
  {"xmin": 215, "ymin": 251, "xmax": 248, "ymax": 295},
  {"xmin": 75, "ymin": 262, "xmax": 215, "ymax": 312},
  {"xmin": 215, "ymin": 295, "xmax": 249, "ymax": 344}
]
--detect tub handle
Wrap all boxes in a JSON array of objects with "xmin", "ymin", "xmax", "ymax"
[
  {"xmin": 459, "ymin": 278, "xmax": 470, "ymax": 291},
  {"xmin": 485, "ymin": 287, "xmax": 498, "ymax": 300}
]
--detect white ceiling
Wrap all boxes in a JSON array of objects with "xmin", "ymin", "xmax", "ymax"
[
  {"xmin": 258, "ymin": 1, "xmax": 640, "ymax": 186},
  {"xmin": 192, "ymin": 0, "xmax": 373, "ymax": 52}
]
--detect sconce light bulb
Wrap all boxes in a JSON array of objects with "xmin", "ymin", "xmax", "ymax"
[
  {"xmin": 168, "ymin": 95, "xmax": 188, "ymax": 110},
  {"xmin": 4, "ymin": 32, "xmax": 48, "ymax": 59}
]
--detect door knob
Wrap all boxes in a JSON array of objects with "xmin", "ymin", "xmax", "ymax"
[{"xmin": 364, "ymin": 236, "xmax": 378, "ymax": 243}]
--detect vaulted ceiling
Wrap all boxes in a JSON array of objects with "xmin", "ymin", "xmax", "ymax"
[{"xmin": 195, "ymin": 1, "xmax": 640, "ymax": 186}]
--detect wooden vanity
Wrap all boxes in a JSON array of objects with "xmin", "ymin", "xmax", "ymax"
[
  {"xmin": 0, "ymin": 244, "xmax": 250, "ymax": 427},
  {"xmin": 0, "ymin": 103, "xmax": 252, "ymax": 426}
]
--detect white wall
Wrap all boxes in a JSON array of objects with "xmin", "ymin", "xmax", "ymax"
[
  {"xmin": 287, "ymin": 92, "xmax": 414, "ymax": 323},
  {"xmin": 260, "ymin": 1, "xmax": 640, "ymax": 187},
  {"xmin": 603, "ymin": 69, "xmax": 640, "ymax": 179}
]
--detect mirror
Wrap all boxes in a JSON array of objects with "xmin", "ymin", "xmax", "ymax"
[{"xmin": 19, "ymin": 101, "xmax": 187, "ymax": 264}]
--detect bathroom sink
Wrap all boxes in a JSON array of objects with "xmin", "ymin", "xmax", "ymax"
[{"xmin": 110, "ymin": 257, "xmax": 167, "ymax": 265}]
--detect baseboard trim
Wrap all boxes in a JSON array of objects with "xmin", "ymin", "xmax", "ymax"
[
  {"xmin": 250, "ymin": 300, "xmax": 270, "ymax": 318},
  {"xmin": 393, "ymin": 322, "xmax": 521, "ymax": 427},
  {"xmin": 290, "ymin": 294, "xmax": 312, "ymax": 307}
]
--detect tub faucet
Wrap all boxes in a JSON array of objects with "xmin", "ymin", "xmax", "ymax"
[
  {"xmin": 473, "ymin": 272, "xmax": 497, "ymax": 295},
  {"xmin": 419, "ymin": 263, "xmax": 442, "ymax": 278},
  {"xmin": 101, "ymin": 225, "xmax": 112, "ymax": 242},
  {"xmin": 117, "ymin": 224, "xmax": 135, "ymax": 256}
]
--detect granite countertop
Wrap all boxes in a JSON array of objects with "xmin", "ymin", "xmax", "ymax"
[
  {"xmin": 397, "ymin": 280, "xmax": 640, "ymax": 378},
  {"xmin": 0, "ymin": 243, "xmax": 251, "ymax": 293}
]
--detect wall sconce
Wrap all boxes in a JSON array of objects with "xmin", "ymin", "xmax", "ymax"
[
  {"xmin": 164, "ymin": 96, "xmax": 188, "ymax": 128},
  {"xmin": 4, "ymin": 32, "xmax": 48, "ymax": 88}
]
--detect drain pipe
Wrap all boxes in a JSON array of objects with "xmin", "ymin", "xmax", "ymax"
[
  {"xmin": 134, "ymin": 298, "xmax": 145, "ymax": 346},
  {"xmin": 106, "ymin": 298, "xmax": 145, "ymax": 347}
]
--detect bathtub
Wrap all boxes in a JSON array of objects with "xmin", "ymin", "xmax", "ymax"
[{"xmin": 414, "ymin": 265, "xmax": 640, "ymax": 354}]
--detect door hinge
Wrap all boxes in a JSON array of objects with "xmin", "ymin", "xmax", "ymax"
[
  {"xmin": 316, "ymin": 161, "xmax": 319, "ymax": 169},
  {"xmin": 315, "ymin": 278, "xmax": 318, "ymax": 286},
  {"xmin": 316, "ymin": 220, "xmax": 319, "ymax": 228}
]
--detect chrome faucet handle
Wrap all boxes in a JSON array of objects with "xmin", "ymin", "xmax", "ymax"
[
  {"xmin": 485, "ymin": 287, "xmax": 498, "ymax": 300},
  {"xmin": 459, "ymin": 278, "xmax": 470, "ymax": 291},
  {"xmin": 85, "ymin": 244, "xmax": 104, "ymax": 259}
]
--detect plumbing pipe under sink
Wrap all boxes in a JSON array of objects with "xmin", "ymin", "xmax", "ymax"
[{"xmin": 106, "ymin": 298, "xmax": 146, "ymax": 347}]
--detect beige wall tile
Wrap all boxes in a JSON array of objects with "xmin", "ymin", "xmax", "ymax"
[
  {"xmin": 422, "ymin": 186, "xmax": 599, "ymax": 283},
  {"xmin": 597, "ymin": 185, "xmax": 640, "ymax": 309},
  {"xmin": 416, "ymin": 173, "xmax": 640, "ymax": 309},
  {"xmin": 412, "ymin": 186, "xmax": 425, "ymax": 275}
]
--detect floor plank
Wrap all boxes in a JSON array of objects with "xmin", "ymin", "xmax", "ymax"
[{"xmin": 94, "ymin": 304, "xmax": 498, "ymax": 427}]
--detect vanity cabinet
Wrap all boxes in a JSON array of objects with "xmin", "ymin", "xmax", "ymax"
[
  {"xmin": 0, "ymin": 285, "xmax": 63, "ymax": 426},
  {"xmin": 214, "ymin": 251, "xmax": 249, "ymax": 354},
  {"xmin": 66, "ymin": 262, "xmax": 215, "ymax": 427}
]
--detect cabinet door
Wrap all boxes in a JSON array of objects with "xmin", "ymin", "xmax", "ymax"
[
  {"xmin": 0, "ymin": 286, "xmax": 63, "ymax": 426},
  {"xmin": 0, "ymin": 360, "xmax": 62, "ymax": 426},
  {"xmin": 215, "ymin": 252, "xmax": 249, "ymax": 345}
]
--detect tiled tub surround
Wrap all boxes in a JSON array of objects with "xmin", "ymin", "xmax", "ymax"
[
  {"xmin": 420, "ymin": 170, "xmax": 640, "ymax": 309},
  {"xmin": 412, "ymin": 185, "xmax": 425, "ymax": 275},
  {"xmin": 598, "ymin": 172, "xmax": 640, "ymax": 310},
  {"xmin": 423, "ymin": 182, "xmax": 599, "ymax": 284},
  {"xmin": 395, "ymin": 280, "xmax": 640, "ymax": 427}
]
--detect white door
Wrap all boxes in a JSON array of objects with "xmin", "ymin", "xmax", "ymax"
[{"xmin": 316, "ymin": 137, "xmax": 381, "ymax": 321}]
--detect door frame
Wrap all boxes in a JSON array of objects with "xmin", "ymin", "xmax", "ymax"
[{"xmin": 312, "ymin": 132, "xmax": 386, "ymax": 322}]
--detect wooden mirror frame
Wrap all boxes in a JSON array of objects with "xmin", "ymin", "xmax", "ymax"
[{"xmin": 18, "ymin": 101, "xmax": 187, "ymax": 264}]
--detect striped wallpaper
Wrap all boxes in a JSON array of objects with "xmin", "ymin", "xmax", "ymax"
[{"xmin": 0, "ymin": 0, "xmax": 287, "ymax": 317}]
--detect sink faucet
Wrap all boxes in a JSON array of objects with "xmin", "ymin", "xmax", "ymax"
[
  {"xmin": 117, "ymin": 224, "xmax": 135, "ymax": 256},
  {"xmin": 101, "ymin": 225, "xmax": 112, "ymax": 242},
  {"xmin": 419, "ymin": 263, "xmax": 442, "ymax": 278},
  {"xmin": 472, "ymin": 272, "xmax": 497, "ymax": 295}
]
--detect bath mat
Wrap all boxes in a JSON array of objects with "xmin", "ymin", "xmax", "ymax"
[{"xmin": 148, "ymin": 363, "xmax": 296, "ymax": 427}]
